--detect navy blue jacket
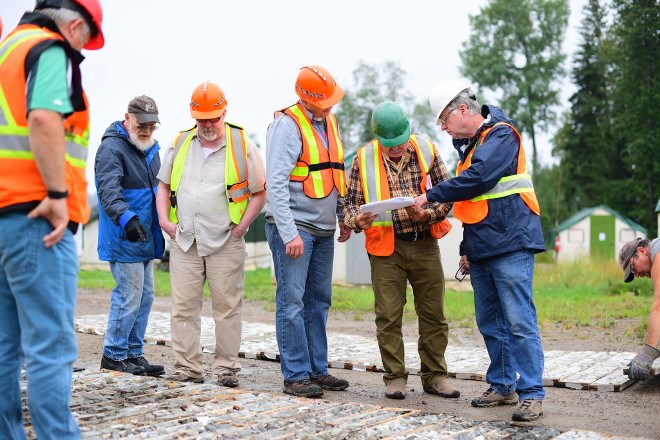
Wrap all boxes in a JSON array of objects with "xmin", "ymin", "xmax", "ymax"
[
  {"xmin": 95, "ymin": 122, "xmax": 165, "ymax": 262},
  {"xmin": 425, "ymin": 105, "xmax": 545, "ymax": 261}
]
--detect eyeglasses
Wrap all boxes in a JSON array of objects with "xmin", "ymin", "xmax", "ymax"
[
  {"xmin": 454, "ymin": 262, "xmax": 468, "ymax": 282},
  {"xmin": 630, "ymin": 253, "xmax": 638, "ymax": 277},
  {"xmin": 438, "ymin": 107, "xmax": 457, "ymax": 125},
  {"xmin": 136, "ymin": 123, "xmax": 159, "ymax": 132},
  {"xmin": 196, "ymin": 117, "xmax": 222, "ymax": 125}
]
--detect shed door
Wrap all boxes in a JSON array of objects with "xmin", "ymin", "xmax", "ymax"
[{"xmin": 590, "ymin": 215, "xmax": 615, "ymax": 260}]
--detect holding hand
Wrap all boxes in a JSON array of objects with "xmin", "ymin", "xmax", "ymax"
[
  {"xmin": 125, "ymin": 216, "xmax": 147, "ymax": 242},
  {"xmin": 413, "ymin": 194, "xmax": 428, "ymax": 211},
  {"xmin": 405, "ymin": 205, "xmax": 430, "ymax": 224},
  {"xmin": 627, "ymin": 344, "xmax": 660, "ymax": 380},
  {"xmin": 355, "ymin": 212, "xmax": 378, "ymax": 231}
]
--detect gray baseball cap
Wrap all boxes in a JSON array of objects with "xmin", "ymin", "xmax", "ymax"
[
  {"xmin": 619, "ymin": 238, "xmax": 642, "ymax": 283},
  {"xmin": 127, "ymin": 95, "xmax": 160, "ymax": 123}
]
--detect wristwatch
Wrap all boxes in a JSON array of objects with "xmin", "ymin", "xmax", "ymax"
[{"xmin": 47, "ymin": 190, "xmax": 69, "ymax": 199}]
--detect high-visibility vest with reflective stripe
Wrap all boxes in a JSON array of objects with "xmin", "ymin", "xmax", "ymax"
[
  {"xmin": 357, "ymin": 135, "xmax": 452, "ymax": 257},
  {"xmin": 168, "ymin": 123, "xmax": 250, "ymax": 224},
  {"xmin": 453, "ymin": 122, "xmax": 540, "ymax": 224},
  {"xmin": 0, "ymin": 24, "xmax": 90, "ymax": 223},
  {"xmin": 279, "ymin": 103, "xmax": 345, "ymax": 199}
]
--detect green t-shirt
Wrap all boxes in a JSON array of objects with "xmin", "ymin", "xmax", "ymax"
[{"xmin": 26, "ymin": 45, "xmax": 73, "ymax": 116}]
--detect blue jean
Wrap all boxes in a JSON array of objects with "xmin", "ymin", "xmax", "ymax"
[
  {"xmin": 0, "ymin": 213, "xmax": 80, "ymax": 439},
  {"xmin": 470, "ymin": 249, "xmax": 545, "ymax": 400},
  {"xmin": 103, "ymin": 261, "xmax": 155, "ymax": 360},
  {"xmin": 266, "ymin": 224, "xmax": 333, "ymax": 382}
]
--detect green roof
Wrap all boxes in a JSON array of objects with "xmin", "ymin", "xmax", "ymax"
[{"xmin": 552, "ymin": 204, "xmax": 647, "ymax": 235}]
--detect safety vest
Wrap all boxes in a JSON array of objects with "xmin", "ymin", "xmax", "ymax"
[
  {"xmin": 453, "ymin": 122, "xmax": 540, "ymax": 224},
  {"xmin": 278, "ymin": 103, "xmax": 345, "ymax": 199},
  {"xmin": 356, "ymin": 135, "xmax": 452, "ymax": 257},
  {"xmin": 0, "ymin": 24, "xmax": 90, "ymax": 223},
  {"xmin": 168, "ymin": 122, "xmax": 250, "ymax": 224}
]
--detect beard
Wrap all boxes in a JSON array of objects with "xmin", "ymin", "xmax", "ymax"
[
  {"xmin": 199, "ymin": 126, "xmax": 220, "ymax": 142},
  {"xmin": 127, "ymin": 126, "xmax": 155, "ymax": 151}
]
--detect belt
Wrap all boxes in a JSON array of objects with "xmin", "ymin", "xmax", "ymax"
[{"xmin": 394, "ymin": 230, "xmax": 431, "ymax": 242}]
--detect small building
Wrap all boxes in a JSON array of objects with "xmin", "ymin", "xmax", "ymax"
[{"xmin": 552, "ymin": 205, "xmax": 646, "ymax": 263}]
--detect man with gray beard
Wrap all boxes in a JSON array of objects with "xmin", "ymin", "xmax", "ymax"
[{"xmin": 95, "ymin": 95, "xmax": 165, "ymax": 376}]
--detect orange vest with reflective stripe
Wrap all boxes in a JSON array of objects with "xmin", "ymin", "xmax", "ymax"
[
  {"xmin": 0, "ymin": 24, "xmax": 90, "ymax": 223},
  {"xmin": 453, "ymin": 122, "xmax": 540, "ymax": 224},
  {"xmin": 279, "ymin": 103, "xmax": 345, "ymax": 199},
  {"xmin": 357, "ymin": 135, "xmax": 452, "ymax": 257}
]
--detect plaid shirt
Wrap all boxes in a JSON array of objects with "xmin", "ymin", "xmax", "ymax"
[{"xmin": 343, "ymin": 140, "xmax": 453, "ymax": 234}]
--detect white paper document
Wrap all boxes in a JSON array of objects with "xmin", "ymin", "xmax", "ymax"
[{"xmin": 360, "ymin": 197, "xmax": 414, "ymax": 216}]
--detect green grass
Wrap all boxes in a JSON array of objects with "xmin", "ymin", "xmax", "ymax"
[{"xmin": 78, "ymin": 258, "xmax": 652, "ymax": 332}]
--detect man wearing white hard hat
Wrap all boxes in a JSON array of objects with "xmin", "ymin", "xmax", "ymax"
[{"xmin": 413, "ymin": 80, "xmax": 546, "ymax": 422}]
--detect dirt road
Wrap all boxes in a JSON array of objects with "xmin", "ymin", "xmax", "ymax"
[{"xmin": 74, "ymin": 289, "xmax": 660, "ymax": 438}]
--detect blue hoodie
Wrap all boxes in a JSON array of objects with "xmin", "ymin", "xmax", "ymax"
[
  {"xmin": 425, "ymin": 105, "xmax": 545, "ymax": 261},
  {"xmin": 95, "ymin": 121, "xmax": 165, "ymax": 262}
]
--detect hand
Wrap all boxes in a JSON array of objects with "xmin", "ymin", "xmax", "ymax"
[
  {"xmin": 459, "ymin": 255, "xmax": 470, "ymax": 275},
  {"xmin": 355, "ymin": 212, "xmax": 378, "ymax": 231},
  {"xmin": 231, "ymin": 225, "xmax": 247, "ymax": 239},
  {"xmin": 405, "ymin": 205, "xmax": 430, "ymax": 224},
  {"xmin": 337, "ymin": 221, "xmax": 352, "ymax": 243},
  {"xmin": 160, "ymin": 220, "xmax": 177, "ymax": 239},
  {"xmin": 285, "ymin": 235, "xmax": 304, "ymax": 258},
  {"xmin": 627, "ymin": 344, "xmax": 660, "ymax": 380},
  {"xmin": 125, "ymin": 216, "xmax": 147, "ymax": 242},
  {"xmin": 413, "ymin": 194, "xmax": 428, "ymax": 211},
  {"xmin": 27, "ymin": 197, "xmax": 69, "ymax": 248}
]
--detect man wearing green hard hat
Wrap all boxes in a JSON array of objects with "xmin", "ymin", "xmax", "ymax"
[{"xmin": 343, "ymin": 101, "xmax": 459, "ymax": 400}]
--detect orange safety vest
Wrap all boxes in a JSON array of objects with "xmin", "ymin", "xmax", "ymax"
[
  {"xmin": 277, "ymin": 103, "xmax": 345, "ymax": 199},
  {"xmin": 0, "ymin": 24, "xmax": 90, "ymax": 224},
  {"xmin": 356, "ymin": 135, "xmax": 452, "ymax": 257},
  {"xmin": 453, "ymin": 122, "xmax": 540, "ymax": 224}
]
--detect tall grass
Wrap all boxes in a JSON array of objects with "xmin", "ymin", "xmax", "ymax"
[{"xmin": 78, "ymin": 258, "xmax": 652, "ymax": 332}]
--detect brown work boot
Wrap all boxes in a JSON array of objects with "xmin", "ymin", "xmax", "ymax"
[
  {"xmin": 283, "ymin": 379, "xmax": 324, "ymax": 398},
  {"xmin": 217, "ymin": 372, "xmax": 239, "ymax": 388},
  {"xmin": 311, "ymin": 374, "xmax": 349, "ymax": 391},
  {"xmin": 512, "ymin": 399, "xmax": 543, "ymax": 422},
  {"xmin": 471, "ymin": 387, "xmax": 518, "ymax": 407},
  {"xmin": 423, "ymin": 378, "xmax": 460, "ymax": 398},
  {"xmin": 164, "ymin": 371, "xmax": 204, "ymax": 383},
  {"xmin": 384, "ymin": 378, "xmax": 406, "ymax": 399}
]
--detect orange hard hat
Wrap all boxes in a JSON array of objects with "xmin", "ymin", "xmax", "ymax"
[
  {"xmin": 35, "ymin": 0, "xmax": 105, "ymax": 50},
  {"xmin": 190, "ymin": 81, "xmax": 227, "ymax": 119},
  {"xmin": 295, "ymin": 65, "xmax": 344, "ymax": 109}
]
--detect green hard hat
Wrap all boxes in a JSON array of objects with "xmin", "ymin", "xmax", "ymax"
[{"xmin": 371, "ymin": 101, "xmax": 410, "ymax": 148}]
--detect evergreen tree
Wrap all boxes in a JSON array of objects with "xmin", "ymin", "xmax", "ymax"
[{"xmin": 460, "ymin": 0, "xmax": 569, "ymax": 173}]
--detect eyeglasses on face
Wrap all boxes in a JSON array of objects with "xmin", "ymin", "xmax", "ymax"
[
  {"xmin": 630, "ymin": 253, "xmax": 638, "ymax": 277},
  {"xmin": 196, "ymin": 117, "xmax": 222, "ymax": 125},
  {"xmin": 136, "ymin": 123, "xmax": 159, "ymax": 132},
  {"xmin": 438, "ymin": 107, "xmax": 457, "ymax": 125}
]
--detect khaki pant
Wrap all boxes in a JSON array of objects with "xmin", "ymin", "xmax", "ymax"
[
  {"xmin": 169, "ymin": 237, "xmax": 245, "ymax": 378},
  {"xmin": 370, "ymin": 237, "xmax": 449, "ymax": 388}
]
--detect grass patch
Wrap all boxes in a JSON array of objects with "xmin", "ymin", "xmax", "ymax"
[{"xmin": 78, "ymin": 258, "xmax": 651, "ymax": 330}]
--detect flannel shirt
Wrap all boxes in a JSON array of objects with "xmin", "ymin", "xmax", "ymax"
[{"xmin": 343, "ymin": 140, "xmax": 453, "ymax": 234}]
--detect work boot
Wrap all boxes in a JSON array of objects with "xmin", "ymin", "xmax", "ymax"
[
  {"xmin": 101, "ymin": 355, "xmax": 145, "ymax": 376},
  {"xmin": 217, "ymin": 372, "xmax": 239, "ymax": 388},
  {"xmin": 512, "ymin": 399, "xmax": 543, "ymax": 422},
  {"xmin": 311, "ymin": 374, "xmax": 349, "ymax": 391},
  {"xmin": 164, "ymin": 371, "xmax": 205, "ymax": 383},
  {"xmin": 471, "ymin": 387, "xmax": 518, "ymax": 407},
  {"xmin": 423, "ymin": 378, "xmax": 460, "ymax": 398},
  {"xmin": 283, "ymin": 379, "xmax": 324, "ymax": 398},
  {"xmin": 127, "ymin": 356, "xmax": 165, "ymax": 377},
  {"xmin": 384, "ymin": 378, "xmax": 406, "ymax": 399}
]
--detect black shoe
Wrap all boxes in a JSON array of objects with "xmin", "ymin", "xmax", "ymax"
[
  {"xmin": 101, "ymin": 355, "xmax": 146, "ymax": 375},
  {"xmin": 127, "ymin": 356, "xmax": 165, "ymax": 377}
]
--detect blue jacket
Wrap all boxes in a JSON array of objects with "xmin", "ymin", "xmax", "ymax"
[
  {"xmin": 425, "ymin": 105, "xmax": 545, "ymax": 261},
  {"xmin": 95, "ymin": 122, "xmax": 165, "ymax": 262}
]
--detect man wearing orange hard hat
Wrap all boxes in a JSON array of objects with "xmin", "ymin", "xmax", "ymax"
[
  {"xmin": 156, "ymin": 81, "xmax": 266, "ymax": 387},
  {"xmin": 0, "ymin": 0, "xmax": 104, "ymax": 438},
  {"xmin": 265, "ymin": 65, "xmax": 352, "ymax": 398}
]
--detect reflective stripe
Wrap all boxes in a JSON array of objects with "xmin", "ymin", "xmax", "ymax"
[
  {"xmin": 0, "ymin": 133, "xmax": 87, "ymax": 161},
  {"xmin": 359, "ymin": 141, "xmax": 392, "ymax": 225},
  {"xmin": 471, "ymin": 174, "xmax": 534, "ymax": 201},
  {"xmin": 0, "ymin": 28, "xmax": 46, "ymax": 63},
  {"xmin": 226, "ymin": 125, "xmax": 250, "ymax": 202},
  {"xmin": 289, "ymin": 105, "xmax": 325, "ymax": 197},
  {"xmin": 410, "ymin": 135, "xmax": 434, "ymax": 173}
]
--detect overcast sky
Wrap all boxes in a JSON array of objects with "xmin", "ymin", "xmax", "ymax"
[{"xmin": 4, "ymin": 0, "xmax": 587, "ymax": 186}]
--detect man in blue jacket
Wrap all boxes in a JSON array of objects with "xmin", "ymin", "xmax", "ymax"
[
  {"xmin": 95, "ymin": 95, "xmax": 165, "ymax": 376},
  {"xmin": 413, "ymin": 80, "xmax": 546, "ymax": 422}
]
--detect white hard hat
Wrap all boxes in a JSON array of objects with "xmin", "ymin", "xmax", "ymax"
[{"xmin": 429, "ymin": 79, "xmax": 472, "ymax": 125}]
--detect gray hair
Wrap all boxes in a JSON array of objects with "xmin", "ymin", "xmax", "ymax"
[
  {"xmin": 38, "ymin": 7, "xmax": 91, "ymax": 38},
  {"xmin": 447, "ymin": 87, "xmax": 480, "ymax": 114}
]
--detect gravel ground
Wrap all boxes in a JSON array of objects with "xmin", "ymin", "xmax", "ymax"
[{"xmin": 74, "ymin": 289, "xmax": 660, "ymax": 439}]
